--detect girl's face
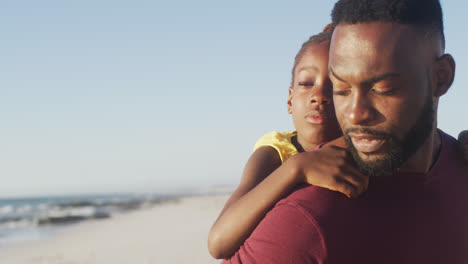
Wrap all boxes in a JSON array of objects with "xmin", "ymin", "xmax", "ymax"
[{"xmin": 287, "ymin": 41, "xmax": 342, "ymax": 151}]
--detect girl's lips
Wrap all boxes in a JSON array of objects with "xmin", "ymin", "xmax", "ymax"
[
  {"xmin": 349, "ymin": 134, "xmax": 386, "ymax": 153},
  {"xmin": 304, "ymin": 111, "xmax": 328, "ymax": 125}
]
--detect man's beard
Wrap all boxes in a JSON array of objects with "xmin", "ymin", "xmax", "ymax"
[{"xmin": 344, "ymin": 94, "xmax": 435, "ymax": 177}]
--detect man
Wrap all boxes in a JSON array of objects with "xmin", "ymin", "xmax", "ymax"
[{"xmin": 224, "ymin": 0, "xmax": 468, "ymax": 263}]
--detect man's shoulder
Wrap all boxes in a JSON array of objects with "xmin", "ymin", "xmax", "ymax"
[
  {"xmin": 224, "ymin": 184, "xmax": 329, "ymax": 264},
  {"xmin": 436, "ymin": 130, "xmax": 468, "ymax": 172},
  {"xmin": 278, "ymin": 184, "xmax": 350, "ymax": 224},
  {"xmin": 282, "ymin": 184, "xmax": 338, "ymax": 202}
]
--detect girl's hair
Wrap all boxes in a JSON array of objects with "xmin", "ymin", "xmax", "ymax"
[{"xmin": 291, "ymin": 24, "xmax": 334, "ymax": 85}]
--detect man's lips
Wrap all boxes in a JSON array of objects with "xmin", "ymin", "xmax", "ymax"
[
  {"xmin": 348, "ymin": 133, "xmax": 386, "ymax": 153},
  {"xmin": 304, "ymin": 111, "xmax": 329, "ymax": 125}
]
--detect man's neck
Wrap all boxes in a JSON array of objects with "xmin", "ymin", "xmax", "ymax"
[{"xmin": 399, "ymin": 128, "xmax": 441, "ymax": 174}]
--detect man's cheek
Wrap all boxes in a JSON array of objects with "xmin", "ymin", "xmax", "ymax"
[{"xmin": 333, "ymin": 103, "xmax": 348, "ymax": 129}]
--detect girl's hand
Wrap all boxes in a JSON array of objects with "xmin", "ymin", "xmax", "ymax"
[
  {"xmin": 458, "ymin": 130, "xmax": 468, "ymax": 160},
  {"xmin": 291, "ymin": 144, "xmax": 368, "ymax": 198}
]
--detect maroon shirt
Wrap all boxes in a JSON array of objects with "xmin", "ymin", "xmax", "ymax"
[{"xmin": 224, "ymin": 130, "xmax": 468, "ymax": 264}]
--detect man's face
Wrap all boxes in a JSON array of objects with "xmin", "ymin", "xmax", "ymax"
[{"xmin": 329, "ymin": 23, "xmax": 436, "ymax": 176}]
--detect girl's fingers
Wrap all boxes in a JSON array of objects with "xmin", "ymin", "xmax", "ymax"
[{"xmin": 331, "ymin": 178, "xmax": 358, "ymax": 198}]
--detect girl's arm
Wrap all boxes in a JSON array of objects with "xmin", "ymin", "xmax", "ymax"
[
  {"xmin": 208, "ymin": 140, "xmax": 368, "ymax": 259},
  {"xmin": 208, "ymin": 146, "xmax": 284, "ymax": 259}
]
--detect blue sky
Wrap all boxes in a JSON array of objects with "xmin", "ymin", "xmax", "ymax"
[{"xmin": 1, "ymin": 0, "xmax": 466, "ymax": 197}]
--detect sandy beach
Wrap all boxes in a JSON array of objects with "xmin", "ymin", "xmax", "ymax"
[{"xmin": 0, "ymin": 193, "xmax": 229, "ymax": 264}]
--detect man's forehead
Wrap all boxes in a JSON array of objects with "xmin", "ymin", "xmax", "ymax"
[
  {"xmin": 330, "ymin": 22, "xmax": 416, "ymax": 55},
  {"xmin": 329, "ymin": 22, "xmax": 424, "ymax": 78}
]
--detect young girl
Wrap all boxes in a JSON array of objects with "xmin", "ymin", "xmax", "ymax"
[
  {"xmin": 208, "ymin": 29, "xmax": 468, "ymax": 259},
  {"xmin": 208, "ymin": 30, "xmax": 368, "ymax": 259}
]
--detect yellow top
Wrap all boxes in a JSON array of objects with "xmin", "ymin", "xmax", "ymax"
[{"xmin": 253, "ymin": 131, "xmax": 298, "ymax": 163}]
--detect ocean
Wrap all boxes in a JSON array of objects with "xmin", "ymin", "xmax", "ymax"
[{"xmin": 0, "ymin": 193, "xmax": 176, "ymax": 246}]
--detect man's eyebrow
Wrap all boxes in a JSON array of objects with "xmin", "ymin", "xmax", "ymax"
[
  {"xmin": 328, "ymin": 67, "xmax": 346, "ymax": 83},
  {"xmin": 329, "ymin": 67, "xmax": 400, "ymax": 85},
  {"xmin": 361, "ymin": 72, "xmax": 400, "ymax": 85}
]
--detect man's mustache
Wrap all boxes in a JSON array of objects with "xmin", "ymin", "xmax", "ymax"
[{"xmin": 344, "ymin": 127, "xmax": 392, "ymax": 138}]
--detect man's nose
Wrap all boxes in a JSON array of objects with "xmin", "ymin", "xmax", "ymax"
[{"xmin": 345, "ymin": 91, "xmax": 375, "ymax": 125}]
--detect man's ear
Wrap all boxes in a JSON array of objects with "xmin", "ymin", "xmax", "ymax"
[
  {"xmin": 287, "ymin": 87, "xmax": 293, "ymax": 114},
  {"xmin": 433, "ymin": 54, "xmax": 456, "ymax": 97}
]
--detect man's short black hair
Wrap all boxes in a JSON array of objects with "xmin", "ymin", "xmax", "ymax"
[{"xmin": 331, "ymin": 0, "xmax": 445, "ymax": 50}]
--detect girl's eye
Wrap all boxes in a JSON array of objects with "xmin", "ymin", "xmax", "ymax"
[{"xmin": 298, "ymin": 82, "xmax": 314, "ymax": 86}]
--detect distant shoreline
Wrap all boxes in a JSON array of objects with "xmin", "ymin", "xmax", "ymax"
[
  {"xmin": 0, "ymin": 186, "xmax": 235, "ymax": 247},
  {"xmin": 0, "ymin": 192, "xmax": 231, "ymax": 263}
]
